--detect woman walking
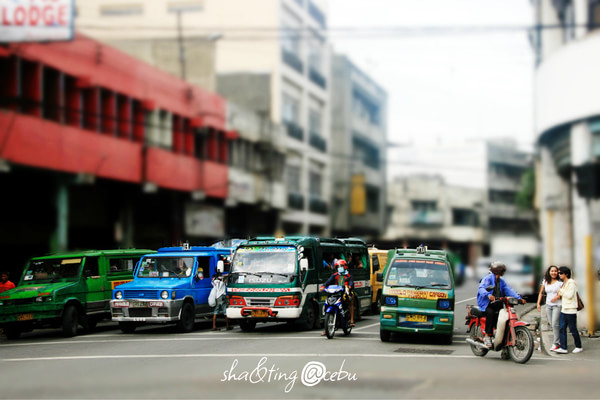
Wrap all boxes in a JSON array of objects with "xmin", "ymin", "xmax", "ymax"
[{"xmin": 536, "ymin": 265, "xmax": 562, "ymax": 351}]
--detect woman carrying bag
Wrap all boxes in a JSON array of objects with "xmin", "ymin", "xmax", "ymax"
[
  {"xmin": 551, "ymin": 266, "xmax": 582, "ymax": 354},
  {"xmin": 536, "ymin": 265, "xmax": 563, "ymax": 351}
]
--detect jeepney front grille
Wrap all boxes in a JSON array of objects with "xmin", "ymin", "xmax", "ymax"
[
  {"xmin": 247, "ymin": 298, "xmax": 275, "ymax": 307},
  {"xmin": 14, "ymin": 298, "xmax": 35, "ymax": 305},
  {"xmin": 124, "ymin": 290, "xmax": 158, "ymax": 299},
  {"xmin": 128, "ymin": 308, "xmax": 152, "ymax": 317}
]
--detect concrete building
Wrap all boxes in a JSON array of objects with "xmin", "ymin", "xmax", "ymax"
[
  {"xmin": 381, "ymin": 175, "xmax": 486, "ymax": 268},
  {"xmin": 531, "ymin": 0, "xmax": 600, "ymax": 331},
  {"xmin": 330, "ymin": 54, "xmax": 388, "ymax": 240},
  {"xmin": 76, "ymin": 0, "xmax": 332, "ymax": 236}
]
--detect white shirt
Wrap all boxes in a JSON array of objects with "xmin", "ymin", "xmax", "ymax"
[
  {"xmin": 543, "ymin": 279, "xmax": 562, "ymax": 306},
  {"xmin": 212, "ymin": 278, "xmax": 227, "ymax": 298}
]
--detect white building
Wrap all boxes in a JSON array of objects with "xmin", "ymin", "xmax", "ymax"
[{"xmin": 531, "ymin": 0, "xmax": 600, "ymax": 331}]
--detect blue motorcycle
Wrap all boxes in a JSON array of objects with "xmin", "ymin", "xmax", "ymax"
[{"xmin": 323, "ymin": 285, "xmax": 353, "ymax": 339}]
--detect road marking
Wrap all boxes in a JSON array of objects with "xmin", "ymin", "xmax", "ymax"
[
  {"xmin": 455, "ymin": 296, "xmax": 477, "ymax": 305},
  {"xmin": 352, "ymin": 322, "xmax": 379, "ymax": 331},
  {"xmin": 3, "ymin": 353, "xmax": 567, "ymax": 362}
]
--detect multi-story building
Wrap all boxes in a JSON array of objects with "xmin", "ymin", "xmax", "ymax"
[
  {"xmin": 76, "ymin": 0, "xmax": 332, "ymax": 236},
  {"xmin": 0, "ymin": 34, "xmax": 232, "ymax": 278},
  {"xmin": 330, "ymin": 54, "xmax": 387, "ymax": 240},
  {"xmin": 531, "ymin": 0, "xmax": 600, "ymax": 330}
]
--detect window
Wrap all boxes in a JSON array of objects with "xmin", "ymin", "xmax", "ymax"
[
  {"xmin": 371, "ymin": 255, "xmax": 380, "ymax": 272},
  {"xmin": 452, "ymin": 208, "xmax": 479, "ymax": 227},
  {"xmin": 286, "ymin": 164, "xmax": 301, "ymax": 194},
  {"xmin": 591, "ymin": 0, "xmax": 600, "ymax": 31},
  {"xmin": 412, "ymin": 200, "xmax": 437, "ymax": 211},
  {"xmin": 309, "ymin": 169, "xmax": 322, "ymax": 197},
  {"xmin": 352, "ymin": 135, "xmax": 381, "ymax": 169},
  {"xmin": 84, "ymin": 257, "xmax": 100, "ymax": 277},
  {"xmin": 100, "ymin": 4, "xmax": 143, "ymax": 16},
  {"xmin": 108, "ymin": 257, "xmax": 138, "ymax": 275},
  {"xmin": 309, "ymin": 109, "xmax": 322, "ymax": 136},
  {"xmin": 281, "ymin": 21, "xmax": 301, "ymax": 56},
  {"xmin": 282, "ymin": 94, "xmax": 300, "ymax": 124},
  {"xmin": 352, "ymin": 88, "xmax": 380, "ymax": 126},
  {"xmin": 197, "ymin": 256, "xmax": 210, "ymax": 280},
  {"xmin": 366, "ymin": 185, "xmax": 380, "ymax": 213}
]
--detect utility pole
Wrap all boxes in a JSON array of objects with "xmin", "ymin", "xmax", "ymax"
[{"xmin": 176, "ymin": 9, "xmax": 186, "ymax": 80}]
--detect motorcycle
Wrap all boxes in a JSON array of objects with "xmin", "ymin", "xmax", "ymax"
[
  {"xmin": 465, "ymin": 296, "xmax": 534, "ymax": 364},
  {"xmin": 323, "ymin": 285, "xmax": 352, "ymax": 339}
]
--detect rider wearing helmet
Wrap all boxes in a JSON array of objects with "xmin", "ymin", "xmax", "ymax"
[
  {"xmin": 321, "ymin": 259, "xmax": 355, "ymax": 335},
  {"xmin": 477, "ymin": 261, "xmax": 525, "ymax": 347}
]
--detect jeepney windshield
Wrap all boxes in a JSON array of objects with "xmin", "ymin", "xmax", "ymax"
[
  {"xmin": 22, "ymin": 258, "xmax": 83, "ymax": 283},
  {"xmin": 230, "ymin": 246, "xmax": 297, "ymax": 284},
  {"xmin": 137, "ymin": 257, "xmax": 195, "ymax": 278},
  {"xmin": 386, "ymin": 260, "xmax": 451, "ymax": 289}
]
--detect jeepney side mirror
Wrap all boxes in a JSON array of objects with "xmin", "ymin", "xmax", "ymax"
[
  {"xmin": 376, "ymin": 272, "xmax": 383, "ymax": 282},
  {"xmin": 217, "ymin": 260, "xmax": 224, "ymax": 274},
  {"xmin": 299, "ymin": 258, "xmax": 308, "ymax": 273}
]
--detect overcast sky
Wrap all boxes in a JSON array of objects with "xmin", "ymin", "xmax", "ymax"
[{"xmin": 328, "ymin": 0, "xmax": 535, "ymax": 186}]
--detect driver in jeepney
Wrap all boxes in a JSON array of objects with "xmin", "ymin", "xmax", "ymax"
[{"xmin": 321, "ymin": 260, "xmax": 355, "ymax": 336}]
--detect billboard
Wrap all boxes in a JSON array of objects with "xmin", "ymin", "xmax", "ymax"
[{"xmin": 0, "ymin": 0, "xmax": 74, "ymax": 43}]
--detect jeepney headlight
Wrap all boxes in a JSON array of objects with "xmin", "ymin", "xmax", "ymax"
[
  {"xmin": 384, "ymin": 295, "xmax": 398, "ymax": 306},
  {"xmin": 115, "ymin": 291, "xmax": 123, "ymax": 300},
  {"xmin": 161, "ymin": 290, "xmax": 169, "ymax": 300},
  {"xmin": 172, "ymin": 290, "xmax": 176, "ymax": 300},
  {"xmin": 35, "ymin": 296, "xmax": 43, "ymax": 302}
]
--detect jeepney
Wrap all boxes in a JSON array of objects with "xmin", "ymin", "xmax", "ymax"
[
  {"xmin": 0, "ymin": 249, "xmax": 152, "ymax": 339},
  {"xmin": 378, "ymin": 245, "xmax": 455, "ymax": 343},
  {"xmin": 226, "ymin": 236, "xmax": 371, "ymax": 331},
  {"xmin": 110, "ymin": 244, "xmax": 232, "ymax": 333}
]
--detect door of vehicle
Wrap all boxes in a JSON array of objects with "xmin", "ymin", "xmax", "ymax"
[
  {"xmin": 83, "ymin": 256, "xmax": 105, "ymax": 314},
  {"xmin": 193, "ymin": 256, "xmax": 213, "ymax": 315}
]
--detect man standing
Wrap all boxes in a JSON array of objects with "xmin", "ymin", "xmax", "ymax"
[
  {"xmin": 211, "ymin": 272, "xmax": 232, "ymax": 331},
  {"xmin": 0, "ymin": 271, "xmax": 15, "ymax": 293}
]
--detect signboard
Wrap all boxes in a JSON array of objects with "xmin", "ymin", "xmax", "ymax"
[
  {"xmin": 185, "ymin": 203, "xmax": 225, "ymax": 237},
  {"xmin": 0, "ymin": 0, "xmax": 74, "ymax": 43}
]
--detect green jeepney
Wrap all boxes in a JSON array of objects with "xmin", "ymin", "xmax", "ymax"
[
  {"xmin": 227, "ymin": 236, "xmax": 371, "ymax": 331},
  {"xmin": 0, "ymin": 249, "xmax": 153, "ymax": 339}
]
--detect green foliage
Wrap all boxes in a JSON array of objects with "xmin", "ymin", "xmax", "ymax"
[{"xmin": 516, "ymin": 168, "xmax": 535, "ymax": 210}]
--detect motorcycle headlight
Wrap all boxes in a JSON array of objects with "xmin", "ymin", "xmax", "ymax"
[
  {"xmin": 161, "ymin": 290, "xmax": 169, "ymax": 300},
  {"xmin": 115, "ymin": 291, "xmax": 123, "ymax": 300}
]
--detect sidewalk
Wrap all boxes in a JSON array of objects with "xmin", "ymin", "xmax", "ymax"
[{"xmin": 521, "ymin": 303, "xmax": 600, "ymax": 359}]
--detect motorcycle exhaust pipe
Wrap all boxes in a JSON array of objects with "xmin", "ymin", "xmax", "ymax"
[{"xmin": 466, "ymin": 338, "xmax": 489, "ymax": 350}]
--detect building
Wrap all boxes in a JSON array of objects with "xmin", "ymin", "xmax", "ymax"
[
  {"xmin": 0, "ymin": 34, "xmax": 233, "ymax": 277},
  {"xmin": 531, "ymin": 0, "xmax": 600, "ymax": 330},
  {"xmin": 381, "ymin": 174, "xmax": 486, "ymax": 268},
  {"xmin": 76, "ymin": 0, "xmax": 332, "ymax": 236},
  {"xmin": 330, "ymin": 54, "xmax": 388, "ymax": 240}
]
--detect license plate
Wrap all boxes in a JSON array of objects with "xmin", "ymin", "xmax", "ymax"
[
  {"xmin": 250, "ymin": 310, "xmax": 268, "ymax": 318},
  {"xmin": 132, "ymin": 317, "xmax": 146, "ymax": 322},
  {"xmin": 406, "ymin": 314, "xmax": 427, "ymax": 323},
  {"xmin": 131, "ymin": 301, "xmax": 146, "ymax": 308},
  {"xmin": 17, "ymin": 313, "xmax": 33, "ymax": 321}
]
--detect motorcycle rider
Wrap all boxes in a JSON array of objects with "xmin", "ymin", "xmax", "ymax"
[
  {"xmin": 477, "ymin": 261, "xmax": 525, "ymax": 347},
  {"xmin": 321, "ymin": 259, "xmax": 355, "ymax": 336}
]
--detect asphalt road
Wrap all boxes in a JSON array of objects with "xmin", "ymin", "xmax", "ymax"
[{"xmin": 1, "ymin": 279, "xmax": 598, "ymax": 399}]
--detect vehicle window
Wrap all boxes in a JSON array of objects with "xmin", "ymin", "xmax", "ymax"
[
  {"xmin": 137, "ymin": 256, "xmax": 194, "ymax": 278},
  {"xmin": 84, "ymin": 257, "xmax": 100, "ymax": 277},
  {"xmin": 386, "ymin": 259, "xmax": 451, "ymax": 289},
  {"xmin": 372, "ymin": 255, "xmax": 380, "ymax": 272},
  {"xmin": 23, "ymin": 258, "xmax": 83, "ymax": 283},
  {"xmin": 218, "ymin": 254, "xmax": 231, "ymax": 273},
  {"xmin": 108, "ymin": 257, "xmax": 138, "ymax": 275},
  {"xmin": 230, "ymin": 246, "xmax": 296, "ymax": 284},
  {"xmin": 347, "ymin": 252, "xmax": 366, "ymax": 270},
  {"xmin": 197, "ymin": 256, "xmax": 210, "ymax": 279}
]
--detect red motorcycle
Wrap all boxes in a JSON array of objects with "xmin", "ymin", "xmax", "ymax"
[{"xmin": 465, "ymin": 296, "xmax": 534, "ymax": 364}]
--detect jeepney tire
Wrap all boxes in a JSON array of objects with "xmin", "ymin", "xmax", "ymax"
[
  {"xmin": 353, "ymin": 297, "xmax": 361, "ymax": 322},
  {"xmin": 177, "ymin": 302, "xmax": 195, "ymax": 333},
  {"xmin": 301, "ymin": 303, "xmax": 317, "ymax": 331},
  {"xmin": 239, "ymin": 319, "xmax": 256, "ymax": 332},
  {"xmin": 85, "ymin": 317, "xmax": 98, "ymax": 331},
  {"xmin": 62, "ymin": 304, "xmax": 79, "ymax": 338},
  {"xmin": 4, "ymin": 326, "xmax": 21, "ymax": 340},
  {"xmin": 372, "ymin": 291, "xmax": 382, "ymax": 314},
  {"xmin": 119, "ymin": 322, "xmax": 137, "ymax": 334},
  {"xmin": 380, "ymin": 328, "xmax": 391, "ymax": 342}
]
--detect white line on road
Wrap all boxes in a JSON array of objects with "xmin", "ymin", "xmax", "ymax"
[
  {"xmin": 3, "ymin": 352, "xmax": 567, "ymax": 362},
  {"xmin": 455, "ymin": 296, "xmax": 477, "ymax": 305},
  {"xmin": 351, "ymin": 322, "xmax": 379, "ymax": 331}
]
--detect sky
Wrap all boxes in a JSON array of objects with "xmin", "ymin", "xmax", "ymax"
[{"xmin": 327, "ymin": 0, "xmax": 535, "ymax": 187}]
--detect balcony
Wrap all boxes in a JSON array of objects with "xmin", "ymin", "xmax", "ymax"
[
  {"xmin": 285, "ymin": 121, "xmax": 304, "ymax": 141},
  {"xmin": 309, "ymin": 197, "xmax": 328, "ymax": 214},
  {"xmin": 309, "ymin": 131, "xmax": 327, "ymax": 152},
  {"xmin": 309, "ymin": 68, "xmax": 326, "ymax": 89},
  {"xmin": 288, "ymin": 193, "xmax": 304, "ymax": 210},
  {"xmin": 282, "ymin": 49, "xmax": 303, "ymax": 74},
  {"xmin": 410, "ymin": 210, "xmax": 443, "ymax": 226}
]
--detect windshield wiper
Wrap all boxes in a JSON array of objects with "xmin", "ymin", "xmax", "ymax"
[
  {"xmin": 389, "ymin": 284, "xmax": 425, "ymax": 289},
  {"xmin": 426, "ymin": 283, "xmax": 450, "ymax": 288}
]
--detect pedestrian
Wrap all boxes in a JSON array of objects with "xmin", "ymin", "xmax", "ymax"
[
  {"xmin": 551, "ymin": 266, "xmax": 582, "ymax": 354},
  {"xmin": 536, "ymin": 265, "xmax": 563, "ymax": 351},
  {"xmin": 211, "ymin": 272, "xmax": 231, "ymax": 331},
  {"xmin": 0, "ymin": 271, "xmax": 15, "ymax": 293}
]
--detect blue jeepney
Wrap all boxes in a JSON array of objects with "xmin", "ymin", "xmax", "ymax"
[{"xmin": 110, "ymin": 244, "xmax": 231, "ymax": 333}]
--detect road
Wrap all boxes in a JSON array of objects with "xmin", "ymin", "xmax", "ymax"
[{"xmin": 1, "ymin": 279, "xmax": 598, "ymax": 399}]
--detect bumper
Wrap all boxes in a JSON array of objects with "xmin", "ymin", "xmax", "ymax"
[
  {"xmin": 227, "ymin": 306, "xmax": 302, "ymax": 321},
  {"xmin": 379, "ymin": 306, "xmax": 454, "ymax": 335},
  {"xmin": 0, "ymin": 306, "xmax": 61, "ymax": 327},
  {"xmin": 110, "ymin": 299, "xmax": 183, "ymax": 323}
]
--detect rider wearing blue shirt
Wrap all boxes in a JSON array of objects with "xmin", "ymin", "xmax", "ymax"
[{"xmin": 477, "ymin": 261, "xmax": 525, "ymax": 347}]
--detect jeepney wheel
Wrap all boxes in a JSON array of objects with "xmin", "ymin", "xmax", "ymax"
[
  {"xmin": 353, "ymin": 297, "xmax": 361, "ymax": 322},
  {"xmin": 301, "ymin": 303, "xmax": 317, "ymax": 331},
  {"xmin": 372, "ymin": 291, "xmax": 382, "ymax": 314},
  {"xmin": 85, "ymin": 316, "xmax": 98, "ymax": 331},
  {"xmin": 62, "ymin": 304, "xmax": 79, "ymax": 338},
  {"xmin": 177, "ymin": 302, "xmax": 195, "ymax": 333},
  {"xmin": 380, "ymin": 328, "xmax": 391, "ymax": 342},
  {"xmin": 119, "ymin": 322, "xmax": 137, "ymax": 334},
  {"xmin": 239, "ymin": 319, "xmax": 256, "ymax": 332},
  {"xmin": 4, "ymin": 326, "xmax": 21, "ymax": 340}
]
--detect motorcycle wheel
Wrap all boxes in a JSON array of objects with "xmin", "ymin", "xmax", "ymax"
[
  {"xmin": 325, "ymin": 313, "xmax": 336, "ymax": 339},
  {"xmin": 343, "ymin": 318, "xmax": 352, "ymax": 336},
  {"xmin": 469, "ymin": 325, "xmax": 489, "ymax": 357},
  {"xmin": 508, "ymin": 326, "xmax": 534, "ymax": 364}
]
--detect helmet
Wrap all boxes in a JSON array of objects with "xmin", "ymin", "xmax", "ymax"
[{"xmin": 335, "ymin": 260, "xmax": 347, "ymax": 269}]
